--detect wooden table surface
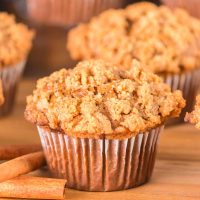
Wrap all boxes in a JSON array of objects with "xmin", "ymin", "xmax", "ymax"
[{"xmin": 0, "ymin": 79, "xmax": 200, "ymax": 200}]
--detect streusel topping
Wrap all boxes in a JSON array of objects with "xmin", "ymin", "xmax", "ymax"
[
  {"xmin": 67, "ymin": 2, "xmax": 200, "ymax": 73},
  {"xmin": 0, "ymin": 12, "xmax": 34, "ymax": 67},
  {"xmin": 0, "ymin": 81, "xmax": 4, "ymax": 106},
  {"xmin": 185, "ymin": 95, "xmax": 200, "ymax": 129},
  {"xmin": 25, "ymin": 60, "xmax": 185, "ymax": 139}
]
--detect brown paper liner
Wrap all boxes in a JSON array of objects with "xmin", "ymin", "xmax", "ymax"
[
  {"xmin": 162, "ymin": 0, "xmax": 200, "ymax": 18},
  {"xmin": 25, "ymin": 0, "xmax": 125, "ymax": 27},
  {"xmin": 37, "ymin": 125, "xmax": 163, "ymax": 191},
  {"xmin": 0, "ymin": 61, "xmax": 26, "ymax": 116},
  {"xmin": 161, "ymin": 68, "xmax": 200, "ymax": 125}
]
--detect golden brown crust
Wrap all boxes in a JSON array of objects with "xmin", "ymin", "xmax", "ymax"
[
  {"xmin": 126, "ymin": 2, "xmax": 157, "ymax": 20},
  {"xmin": 67, "ymin": 2, "xmax": 200, "ymax": 74},
  {"xmin": 0, "ymin": 12, "xmax": 35, "ymax": 68},
  {"xmin": 0, "ymin": 81, "xmax": 4, "ymax": 106},
  {"xmin": 25, "ymin": 60, "xmax": 185, "ymax": 139},
  {"xmin": 185, "ymin": 95, "xmax": 200, "ymax": 128}
]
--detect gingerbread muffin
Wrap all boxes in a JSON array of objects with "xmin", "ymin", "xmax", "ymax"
[
  {"xmin": 67, "ymin": 2, "xmax": 200, "ymax": 124},
  {"xmin": 25, "ymin": 60, "xmax": 185, "ymax": 191},
  {"xmin": 0, "ymin": 12, "xmax": 34, "ymax": 116},
  {"xmin": 185, "ymin": 95, "xmax": 200, "ymax": 128}
]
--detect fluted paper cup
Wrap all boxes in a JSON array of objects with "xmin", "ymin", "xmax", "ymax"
[
  {"xmin": 25, "ymin": 0, "xmax": 125, "ymax": 27},
  {"xmin": 161, "ymin": 68, "xmax": 200, "ymax": 125},
  {"xmin": 162, "ymin": 0, "xmax": 200, "ymax": 18},
  {"xmin": 37, "ymin": 125, "xmax": 164, "ymax": 191},
  {"xmin": 0, "ymin": 61, "xmax": 26, "ymax": 116}
]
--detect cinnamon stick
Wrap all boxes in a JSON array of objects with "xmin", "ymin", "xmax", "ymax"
[
  {"xmin": 0, "ymin": 151, "xmax": 45, "ymax": 182},
  {"xmin": 0, "ymin": 176, "xmax": 67, "ymax": 199},
  {"xmin": 0, "ymin": 144, "xmax": 42, "ymax": 160}
]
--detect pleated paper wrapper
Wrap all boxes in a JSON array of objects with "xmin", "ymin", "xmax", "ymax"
[
  {"xmin": 0, "ymin": 61, "xmax": 26, "ymax": 116},
  {"xmin": 161, "ymin": 68, "xmax": 200, "ymax": 125},
  {"xmin": 25, "ymin": 0, "xmax": 125, "ymax": 26},
  {"xmin": 38, "ymin": 125, "xmax": 164, "ymax": 191},
  {"xmin": 162, "ymin": 0, "xmax": 200, "ymax": 18}
]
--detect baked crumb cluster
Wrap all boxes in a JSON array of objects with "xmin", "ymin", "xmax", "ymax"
[
  {"xmin": 185, "ymin": 95, "xmax": 200, "ymax": 128},
  {"xmin": 0, "ymin": 81, "xmax": 4, "ymax": 106},
  {"xmin": 67, "ymin": 2, "xmax": 200, "ymax": 73},
  {"xmin": 0, "ymin": 12, "xmax": 34, "ymax": 68},
  {"xmin": 25, "ymin": 60, "xmax": 185, "ymax": 139}
]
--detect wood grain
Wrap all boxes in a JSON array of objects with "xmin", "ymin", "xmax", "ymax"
[{"xmin": 0, "ymin": 79, "xmax": 200, "ymax": 200}]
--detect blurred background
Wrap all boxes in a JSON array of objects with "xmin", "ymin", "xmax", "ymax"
[{"xmin": 0, "ymin": 0, "xmax": 161, "ymax": 78}]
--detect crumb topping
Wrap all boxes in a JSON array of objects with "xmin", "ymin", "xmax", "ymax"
[
  {"xmin": 67, "ymin": 2, "xmax": 200, "ymax": 73},
  {"xmin": 0, "ymin": 81, "xmax": 4, "ymax": 106},
  {"xmin": 0, "ymin": 12, "xmax": 35, "ymax": 67},
  {"xmin": 25, "ymin": 60, "xmax": 185, "ymax": 139},
  {"xmin": 185, "ymin": 95, "xmax": 200, "ymax": 128}
]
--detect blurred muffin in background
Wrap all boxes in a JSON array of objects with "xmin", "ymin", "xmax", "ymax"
[
  {"xmin": 0, "ymin": 12, "xmax": 34, "ymax": 116},
  {"xmin": 25, "ymin": 0, "xmax": 126, "ymax": 27},
  {"xmin": 185, "ymin": 95, "xmax": 200, "ymax": 128},
  {"xmin": 162, "ymin": 0, "xmax": 200, "ymax": 19},
  {"xmin": 0, "ymin": 81, "xmax": 4, "ymax": 106},
  {"xmin": 3, "ymin": 0, "xmax": 126, "ymax": 77},
  {"xmin": 67, "ymin": 2, "xmax": 200, "ymax": 124}
]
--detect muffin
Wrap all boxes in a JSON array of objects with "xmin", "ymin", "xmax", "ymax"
[
  {"xmin": 0, "ymin": 12, "xmax": 34, "ymax": 116},
  {"xmin": 185, "ymin": 95, "xmax": 200, "ymax": 128},
  {"xmin": 25, "ymin": 60, "xmax": 185, "ymax": 191},
  {"xmin": 24, "ymin": 0, "xmax": 125, "ymax": 27},
  {"xmin": 67, "ymin": 2, "xmax": 200, "ymax": 124},
  {"xmin": 0, "ymin": 81, "xmax": 4, "ymax": 106},
  {"xmin": 162, "ymin": 0, "xmax": 200, "ymax": 19}
]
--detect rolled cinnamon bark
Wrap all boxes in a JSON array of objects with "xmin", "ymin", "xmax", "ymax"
[
  {"xmin": 0, "ymin": 176, "xmax": 67, "ymax": 199},
  {"xmin": 0, "ymin": 151, "xmax": 45, "ymax": 182},
  {"xmin": 0, "ymin": 144, "xmax": 42, "ymax": 160}
]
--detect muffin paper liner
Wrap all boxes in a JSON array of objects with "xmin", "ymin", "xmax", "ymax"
[
  {"xmin": 162, "ymin": 0, "xmax": 200, "ymax": 18},
  {"xmin": 38, "ymin": 125, "xmax": 163, "ymax": 191},
  {"xmin": 161, "ymin": 68, "xmax": 200, "ymax": 125},
  {"xmin": 25, "ymin": 0, "xmax": 125, "ymax": 26},
  {"xmin": 0, "ymin": 61, "xmax": 26, "ymax": 116}
]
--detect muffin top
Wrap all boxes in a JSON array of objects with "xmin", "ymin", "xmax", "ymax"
[
  {"xmin": 25, "ymin": 60, "xmax": 185, "ymax": 139},
  {"xmin": 67, "ymin": 2, "xmax": 200, "ymax": 74},
  {"xmin": 185, "ymin": 95, "xmax": 200, "ymax": 128},
  {"xmin": 0, "ymin": 12, "xmax": 35, "ymax": 68},
  {"xmin": 0, "ymin": 81, "xmax": 4, "ymax": 106}
]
